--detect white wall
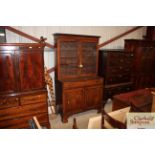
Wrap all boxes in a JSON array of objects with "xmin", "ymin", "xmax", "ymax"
[{"xmin": 6, "ymin": 26, "xmax": 146, "ymax": 70}]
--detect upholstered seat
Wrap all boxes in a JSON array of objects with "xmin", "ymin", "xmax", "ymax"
[{"xmin": 87, "ymin": 107, "xmax": 130, "ymax": 129}]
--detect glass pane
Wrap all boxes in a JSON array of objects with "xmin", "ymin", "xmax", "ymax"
[
  {"xmin": 59, "ymin": 41, "xmax": 79, "ymax": 77},
  {"xmin": 81, "ymin": 42, "xmax": 97, "ymax": 75}
]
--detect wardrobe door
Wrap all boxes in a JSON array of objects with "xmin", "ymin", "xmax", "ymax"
[
  {"xmin": 0, "ymin": 51, "xmax": 17, "ymax": 94},
  {"xmin": 19, "ymin": 49, "xmax": 45, "ymax": 91}
]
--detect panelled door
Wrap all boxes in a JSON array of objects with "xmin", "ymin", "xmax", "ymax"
[
  {"xmin": 85, "ymin": 86, "xmax": 103, "ymax": 108},
  {"xmin": 63, "ymin": 88, "xmax": 84, "ymax": 113},
  {"xmin": 19, "ymin": 49, "xmax": 45, "ymax": 91},
  {"xmin": 0, "ymin": 51, "xmax": 17, "ymax": 94}
]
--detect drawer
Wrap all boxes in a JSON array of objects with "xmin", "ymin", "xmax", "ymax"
[
  {"xmin": 104, "ymin": 85, "xmax": 133, "ymax": 100},
  {"xmin": 0, "ymin": 102, "xmax": 48, "ymax": 122},
  {"xmin": 125, "ymin": 53, "xmax": 134, "ymax": 58},
  {"xmin": 20, "ymin": 46, "xmax": 44, "ymax": 51},
  {"xmin": 108, "ymin": 58, "xmax": 133, "ymax": 67},
  {"xmin": 20, "ymin": 93, "xmax": 47, "ymax": 105},
  {"xmin": 106, "ymin": 74, "xmax": 131, "ymax": 85},
  {"xmin": 63, "ymin": 78, "xmax": 103, "ymax": 88},
  {"xmin": 107, "ymin": 66, "xmax": 132, "ymax": 75},
  {"xmin": 0, "ymin": 97, "xmax": 19, "ymax": 110},
  {"xmin": 0, "ymin": 113, "xmax": 49, "ymax": 129}
]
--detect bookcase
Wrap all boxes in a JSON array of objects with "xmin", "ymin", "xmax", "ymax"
[{"xmin": 54, "ymin": 34, "xmax": 103, "ymax": 122}]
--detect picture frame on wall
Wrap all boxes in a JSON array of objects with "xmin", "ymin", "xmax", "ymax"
[{"xmin": 0, "ymin": 28, "xmax": 6, "ymax": 43}]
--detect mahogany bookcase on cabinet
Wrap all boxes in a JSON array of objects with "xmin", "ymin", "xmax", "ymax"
[
  {"xmin": 0, "ymin": 43, "xmax": 50, "ymax": 128},
  {"xmin": 54, "ymin": 33, "xmax": 103, "ymax": 123}
]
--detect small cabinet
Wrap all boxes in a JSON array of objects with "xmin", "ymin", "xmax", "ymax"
[{"xmin": 61, "ymin": 78, "xmax": 103, "ymax": 122}]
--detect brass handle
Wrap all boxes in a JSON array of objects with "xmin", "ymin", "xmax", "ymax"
[
  {"xmin": 68, "ymin": 100, "xmax": 70, "ymax": 105},
  {"xmin": 15, "ymin": 98, "xmax": 19, "ymax": 101},
  {"xmin": 78, "ymin": 64, "xmax": 83, "ymax": 68}
]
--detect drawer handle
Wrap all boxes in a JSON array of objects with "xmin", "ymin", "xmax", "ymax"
[
  {"xmin": 37, "ymin": 95, "xmax": 41, "ymax": 99},
  {"xmin": 78, "ymin": 64, "xmax": 83, "ymax": 68},
  {"xmin": 15, "ymin": 98, "xmax": 19, "ymax": 101},
  {"xmin": 68, "ymin": 100, "xmax": 70, "ymax": 105}
]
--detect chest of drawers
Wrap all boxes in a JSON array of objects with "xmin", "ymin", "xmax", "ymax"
[{"xmin": 98, "ymin": 49, "xmax": 134, "ymax": 100}]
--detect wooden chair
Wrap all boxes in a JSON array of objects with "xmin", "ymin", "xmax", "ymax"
[
  {"xmin": 72, "ymin": 107, "xmax": 130, "ymax": 129},
  {"xmin": 72, "ymin": 118, "xmax": 78, "ymax": 129},
  {"xmin": 29, "ymin": 116, "xmax": 42, "ymax": 129},
  {"xmin": 101, "ymin": 109, "xmax": 126, "ymax": 129}
]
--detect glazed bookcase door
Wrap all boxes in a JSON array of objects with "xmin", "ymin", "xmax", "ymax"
[
  {"xmin": 19, "ymin": 49, "xmax": 45, "ymax": 91},
  {"xmin": 0, "ymin": 51, "xmax": 17, "ymax": 94},
  {"xmin": 80, "ymin": 42, "xmax": 97, "ymax": 77},
  {"xmin": 59, "ymin": 41, "xmax": 80, "ymax": 79}
]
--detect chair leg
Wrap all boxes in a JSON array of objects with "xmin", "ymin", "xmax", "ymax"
[{"xmin": 72, "ymin": 118, "xmax": 78, "ymax": 129}]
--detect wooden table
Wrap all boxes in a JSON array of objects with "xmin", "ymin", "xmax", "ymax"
[
  {"xmin": 152, "ymin": 91, "xmax": 155, "ymax": 112},
  {"xmin": 112, "ymin": 89, "xmax": 152, "ymax": 112}
]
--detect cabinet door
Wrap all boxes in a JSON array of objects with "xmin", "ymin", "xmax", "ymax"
[
  {"xmin": 59, "ymin": 41, "xmax": 80, "ymax": 79},
  {"xmin": 63, "ymin": 88, "xmax": 84, "ymax": 113},
  {"xmin": 80, "ymin": 42, "xmax": 97, "ymax": 76},
  {"xmin": 85, "ymin": 86, "xmax": 103, "ymax": 108},
  {"xmin": 0, "ymin": 51, "xmax": 17, "ymax": 94},
  {"xmin": 19, "ymin": 49, "xmax": 45, "ymax": 91}
]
